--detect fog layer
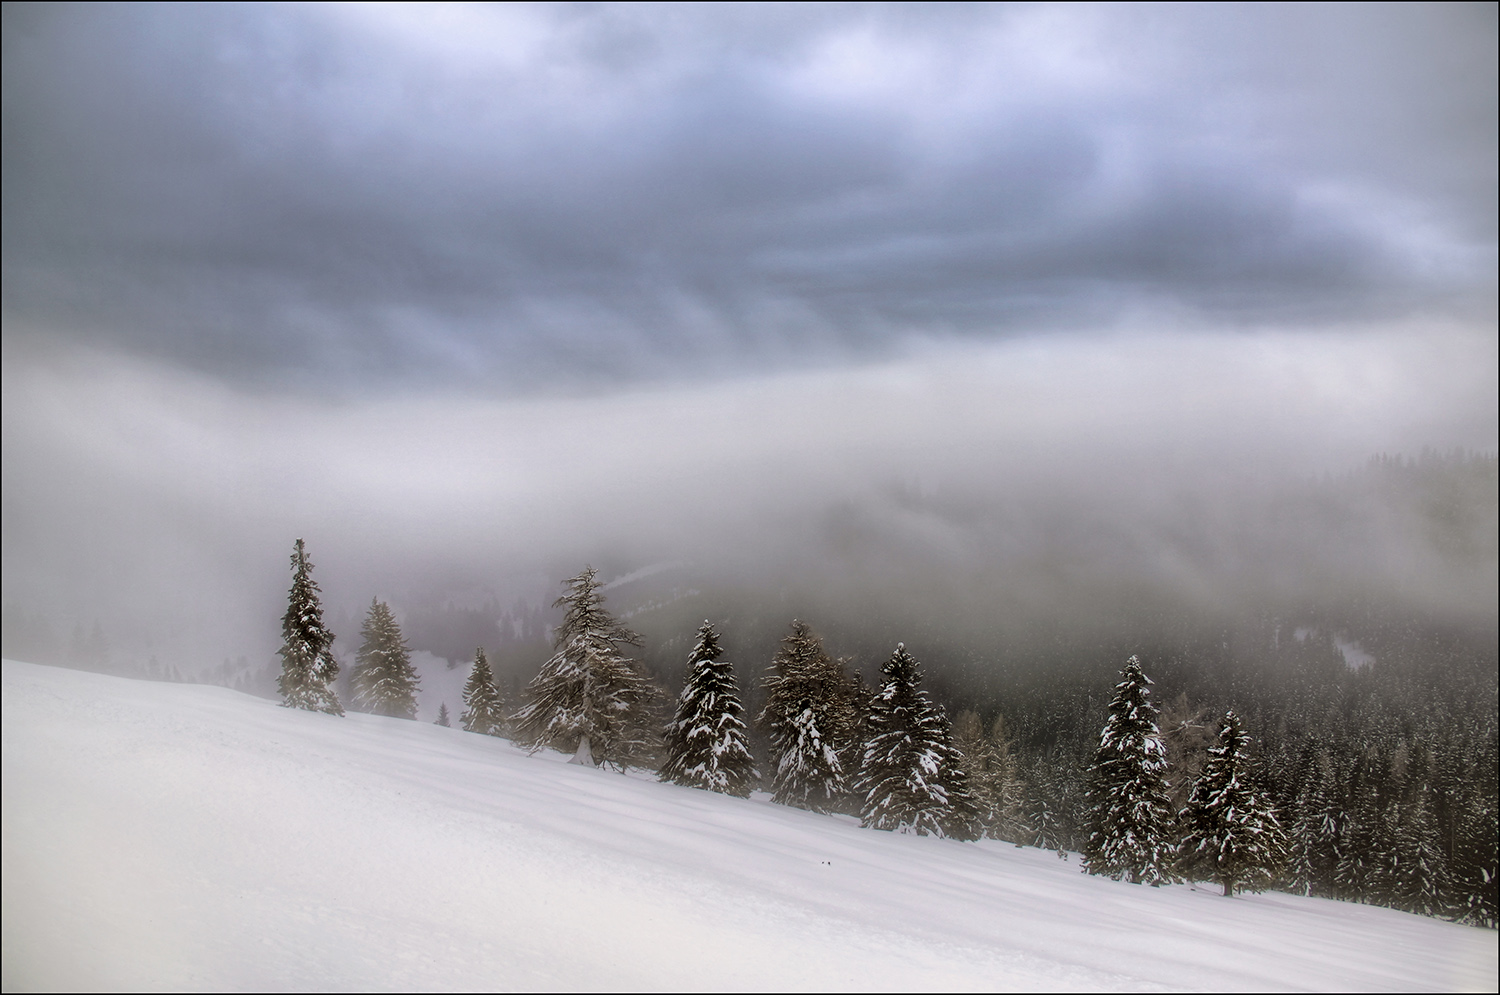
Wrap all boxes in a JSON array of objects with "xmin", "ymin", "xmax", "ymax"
[{"xmin": 4, "ymin": 323, "xmax": 1494, "ymax": 671}]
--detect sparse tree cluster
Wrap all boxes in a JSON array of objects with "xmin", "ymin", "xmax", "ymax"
[{"xmin": 268, "ymin": 523, "xmax": 1496, "ymax": 926}]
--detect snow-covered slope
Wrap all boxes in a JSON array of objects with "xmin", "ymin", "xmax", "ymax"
[{"xmin": 3, "ymin": 659, "xmax": 1493, "ymax": 992}]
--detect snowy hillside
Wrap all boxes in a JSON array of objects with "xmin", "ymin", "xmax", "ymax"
[{"xmin": 3, "ymin": 659, "xmax": 1494, "ymax": 992}]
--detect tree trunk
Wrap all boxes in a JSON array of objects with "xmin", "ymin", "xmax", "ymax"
[{"xmin": 570, "ymin": 734, "xmax": 595, "ymax": 766}]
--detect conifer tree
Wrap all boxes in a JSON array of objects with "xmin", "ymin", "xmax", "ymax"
[
  {"xmin": 858, "ymin": 643, "xmax": 977, "ymax": 838},
  {"xmin": 1334, "ymin": 784, "xmax": 1379, "ymax": 901},
  {"xmin": 1026, "ymin": 758, "xmax": 1078, "ymax": 856},
  {"xmin": 276, "ymin": 538, "xmax": 343, "ymax": 715},
  {"xmin": 1178, "ymin": 710, "xmax": 1287, "ymax": 897},
  {"xmin": 513, "ymin": 567, "xmax": 660, "ymax": 770},
  {"xmin": 1283, "ymin": 747, "xmax": 1340, "ymax": 897},
  {"xmin": 1389, "ymin": 787, "xmax": 1450, "ymax": 917},
  {"xmin": 461, "ymin": 648, "xmax": 507, "ymax": 736},
  {"xmin": 435, "ymin": 702, "xmax": 451, "ymax": 727},
  {"xmin": 1082, "ymin": 655, "xmax": 1174, "ymax": 884},
  {"xmin": 350, "ymin": 599, "xmax": 421, "ymax": 718},
  {"xmin": 1366, "ymin": 799, "xmax": 1405, "ymax": 909},
  {"xmin": 660, "ymin": 621, "xmax": 758, "ymax": 796},
  {"xmin": 759, "ymin": 620, "xmax": 858, "ymax": 812},
  {"xmin": 775, "ymin": 698, "xmax": 845, "ymax": 811}
]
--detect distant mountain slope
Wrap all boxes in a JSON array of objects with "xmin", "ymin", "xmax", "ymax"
[{"xmin": 3, "ymin": 659, "xmax": 1493, "ymax": 992}]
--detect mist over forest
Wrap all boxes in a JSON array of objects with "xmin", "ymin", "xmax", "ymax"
[
  {"xmin": 4, "ymin": 422, "xmax": 1494, "ymax": 710},
  {"xmin": 3, "ymin": 323, "xmax": 1495, "ymax": 690}
]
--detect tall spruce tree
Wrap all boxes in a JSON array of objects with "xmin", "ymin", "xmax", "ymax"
[
  {"xmin": 1388, "ymin": 787, "xmax": 1450, "ymax": 917},
  {"xmin": 1334, "ymin": 784, "xmax": 1380, "ymax": 900},
  {"xmin": 513, "ymin": 567, "xmax": 660, "ymax": 770},
  {"xmin": 759, "ymin": 620, "xmax": 858, "ymax": 813},
  {"xmin": 461, "ymin": 648, "xmax": 507, "ymax": 736},
  {"xmin": 276, "ymin": 538, "xmax": 343, "ymax": 715},
  {"xmin": 1178, "ymin": 710, "xmax": 1287, "ymax": 896},
  {"xmin": 1082, "ymin": 655, "xmax": 1174, "ymax": 884},
  {"xmin": 660, "ymin": 621, "xmax": 758, "ymax": 796},
  {"xmin": 858, "ymin": 643, "xmax": 977, "ymax": 838},
  {"xmin": 775, "ymin": 697, "xmax": 845, "ymax": 811},
  {"xmin": 1282, "ymin": 746, "xmax": 1340, "ymax": 897},
  {"xmin": 350, "ymin": 599, "xmax": 421, "ymax": 718}
]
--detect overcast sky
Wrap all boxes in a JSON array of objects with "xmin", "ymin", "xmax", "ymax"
[{"xmin": 3, "ymin": 4, "xmax": 1496, "ymax": 669}]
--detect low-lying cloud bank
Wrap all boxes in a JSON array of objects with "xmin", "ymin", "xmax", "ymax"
[{"xmin": 4, "ymin": 321, "xmax": 1494, "ymax": 673}]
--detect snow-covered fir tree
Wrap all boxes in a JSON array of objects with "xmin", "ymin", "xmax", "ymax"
[
  {"xmin": 858, "ymin": 643, "xmax": 977, "ymax": 838},
  {"xmin": 1334, "ymin": 784, "xmax": 1379, "ymax": 900},
  {"xmin": 513, "ymin": 567, "xmax": 660, "ymax": 770},
  {"xmin": 1282, "ymin": 746, "xmax": 1340, "ymax": 897},
  {"xmin": 759, "ymin": 620, "xmax": 859, "ymax": 812},
  {"xmin": 775, "ymin": 697, "xmax": 845, "ymax": 811},
  {"xmin": 350, "ymin": 599, "xmax": 421, "ymax": 719},
  {"xmin": 461, "ymin": 648, "xmax": 507, "ymax": 736},
  {"xmin": 660, "ymin": 621, "xmax": 758, "ymax": 796},
  {"xmin": 1388, "ymin": 787, "xmax": 1450, "ymax": 917},
  {"xmin": 1178, "ymin": 710, "xmax": 1287, "ymax": 897},
  {"xmin": 276, "ymin": 538, "xmax": 343, "ymax": 715},
  {"xmin": 1082, "ymin": 655, "xmax": 1174, "ymax": 884}
]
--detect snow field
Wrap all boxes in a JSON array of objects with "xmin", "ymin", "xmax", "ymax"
[{"xmin": 3, "ymin": 659, "xmax": 1494, "ymax": 992}]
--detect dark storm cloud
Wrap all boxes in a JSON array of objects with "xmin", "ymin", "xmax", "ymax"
[{"xmin": 4, "ymin": 3, "xmax": 1494, "ymax": 387}]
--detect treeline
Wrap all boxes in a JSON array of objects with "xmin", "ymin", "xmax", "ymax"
[
  {"xmin": 930, "ymin": 616, "xmax": 1499, "ymax": 927},
  {"xmin": 0, "ymin": 605, "xmax": 264, "ymax": 690},
  {"xmin": 272, "ymin": 538, "xmax": 1497, "ymax": 930}
]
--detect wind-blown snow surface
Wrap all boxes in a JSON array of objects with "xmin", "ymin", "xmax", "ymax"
[{"xmin": 2, "ymin": 660, "xmax": 1493, "ymax": 992}]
